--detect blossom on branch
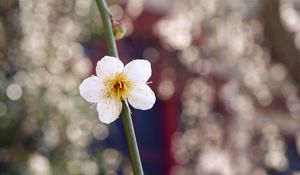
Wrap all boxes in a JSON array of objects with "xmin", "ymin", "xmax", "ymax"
[{"xmin": 79, "ymin": 56, "xmax": 156, "ymax": 124}]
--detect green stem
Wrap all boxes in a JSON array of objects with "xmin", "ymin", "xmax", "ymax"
[
  {"xmin": 95, "ymin": 0, "xmax": 118, "ymax": 57},
  {"xmin": 121, "ymin": 100, "xmax": 144, "ymax": 175},
  {"xmin": 95, "ymin": 0, "xmax": 144, "ymax": 175}
]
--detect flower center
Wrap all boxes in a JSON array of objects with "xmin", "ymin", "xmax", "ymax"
[
  {"xmin": 113, "ymin": 81, "xmax": 126, "ymax": 92},
  {"xmin": 104, "ymin": 74, "xmax": 134, "ymax": 100}
]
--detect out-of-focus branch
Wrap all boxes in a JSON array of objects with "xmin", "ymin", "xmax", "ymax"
[{"xmin": 262, "ymin": 0, "xmax": 300, "ymax": 85}]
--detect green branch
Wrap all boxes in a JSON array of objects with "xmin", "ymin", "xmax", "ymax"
[
  {"xmin": 120, "ymin": 100, "xmax": 144, "ymax": 175},
  {"xmin": 95, "ymin": 0, "xmax": 118, "ymax": 57},
  {"xmin": 95, "ymin": 0, "xmax": 144, "ymax": 175}
]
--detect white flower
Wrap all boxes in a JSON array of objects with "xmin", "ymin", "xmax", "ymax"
[{"xmin": 79, "ymin": 56, "xmax": 156, "ymax": 124}]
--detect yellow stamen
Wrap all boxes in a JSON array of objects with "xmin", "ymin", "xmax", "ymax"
[{"xmin": 103, "ymin": 73, "xmax": 134, "ymax": 100}]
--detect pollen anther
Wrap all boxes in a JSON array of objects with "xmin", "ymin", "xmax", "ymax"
[{"xmin": 103, "ymin": 73, "xmax": 134, "ymax": 100}]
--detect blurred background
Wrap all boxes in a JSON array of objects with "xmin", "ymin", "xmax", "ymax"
[{"xmin": 0, "ymin": 0, "xmax": 300, "ymax": 174}]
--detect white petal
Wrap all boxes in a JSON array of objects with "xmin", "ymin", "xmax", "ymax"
[
  {"xmin": 79, "ymin": 76, "xmax": 104, "ymax": 103},
  {"xmin": 97, "ymin": 99, "xmax": 122, "ymax": 124},
  {"xmin": 128, "ymin": 84, "xmax": 156, "ymax": 110},
  {"xmin": 123, "ymin": 59, "xmax": 151, "ymax": 82},
  {"xmin": 96, "ymin": 56, "xmax": 124, "ymax": 78}
]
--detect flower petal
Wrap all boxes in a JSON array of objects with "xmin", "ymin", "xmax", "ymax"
[
  {"xmin": 79, "ymin": 76, "xmax": 104, "ymax": 103},
  {"xmin": 96, "ymin": 56, "xmax": 124, "ymax": 79},
  {"xmin": 97, "ymin": 99, "xmax": 122, "ymax": 124},
  {"xmin": 123, "ymin": 59, "xmax": 151, "ymax": 82},
  {"xmin": 128, "ymin": 84, "xmax": 156, "ymax": 110}
]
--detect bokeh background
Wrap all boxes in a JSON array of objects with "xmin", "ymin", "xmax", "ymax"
[{"xmin": 0, "ymin": 0, "xmax": 300, "ymax": 174}]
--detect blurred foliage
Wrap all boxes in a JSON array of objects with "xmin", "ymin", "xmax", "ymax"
[
  {"xmin": 155, "ymin": 0, "xmax": 300, "ymax": 174},
  {"xmin": 0, "ymin": 0, "xmax": 131, "ymax": 174}
]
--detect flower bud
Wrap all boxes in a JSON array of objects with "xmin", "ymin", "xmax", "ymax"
[{"xmin": 112, "ymin": 20, "xmax": 126, "ymax": 40}]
